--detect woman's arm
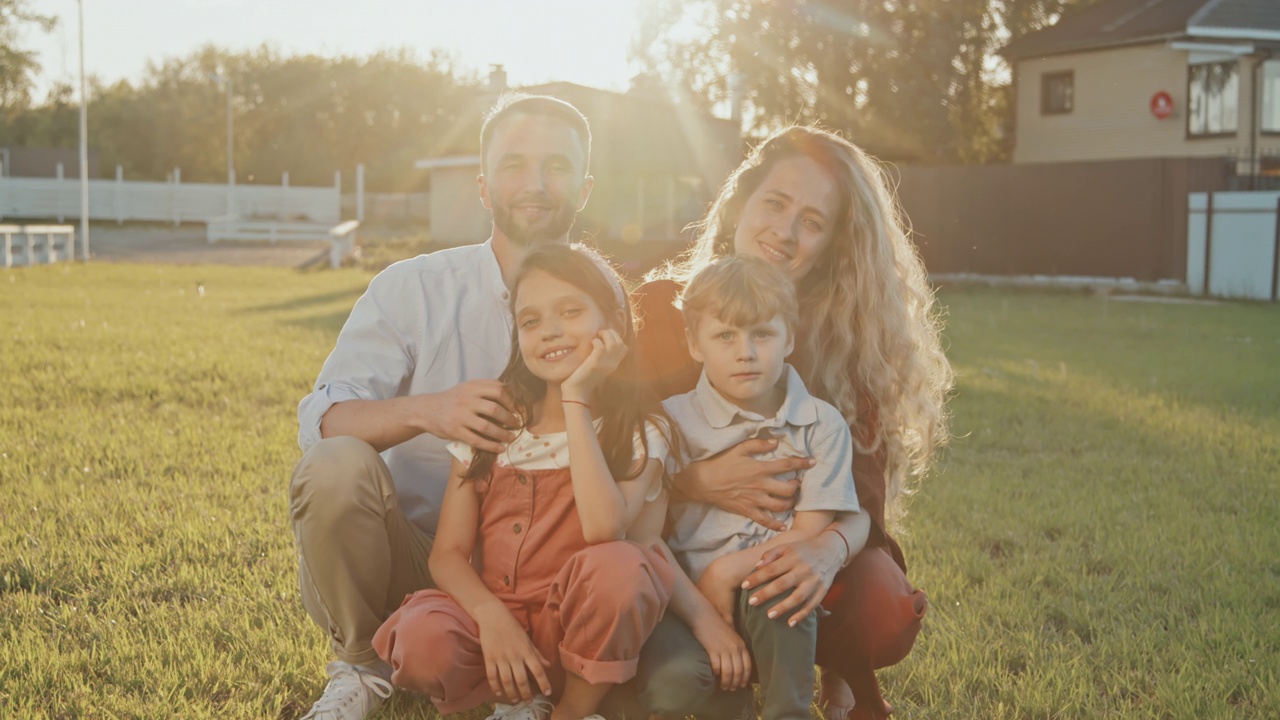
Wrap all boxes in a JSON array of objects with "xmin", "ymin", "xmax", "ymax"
[
  {"xmin": 429, "ymin": 459, "xmax": 552, "ymax": 703},
  {"xmin": 672, "ymin": 437, "xmax": 815, "ymax": 531},
  {"xmin": 739, "ymin": 510, "xmax": 872, "ymax": 626}
]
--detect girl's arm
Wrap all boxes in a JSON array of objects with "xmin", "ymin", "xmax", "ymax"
[
  {"xmin": 627, "ymin": 494, "xmax": 753, "ymax": 692},
  {"xmin": 429, "ymin": 458, "xmax": 552, "ymax": 703},
  {"xmin": 561, "ymin": 328, "xmax": 642, "ymax": 543}
]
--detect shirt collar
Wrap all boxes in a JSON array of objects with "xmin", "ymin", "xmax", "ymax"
[{"xmin": 693, "ymin": 364, "xmax": 819, "ymax": 429}]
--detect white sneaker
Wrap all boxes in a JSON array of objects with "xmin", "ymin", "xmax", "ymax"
[
  {"xmin": 485, "ymin": 695, "xmax": 554, "ymax": 720},
  {"xmin": 301, "ymin": 660, "xmax": 394, "ymax": 720}
]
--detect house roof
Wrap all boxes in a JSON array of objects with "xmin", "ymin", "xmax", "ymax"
[{"xmin": 1001, "ymin": 0, "xmax": 1280, "ymax": 60}]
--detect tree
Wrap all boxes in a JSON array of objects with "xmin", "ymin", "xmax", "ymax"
[
  {"xmin": 0, "ymin": 0, "xmax": 55, "ymax": 144},
  {"xmin": 634, "ymin": 0, "xmax": 1098, "ymax": 163}
]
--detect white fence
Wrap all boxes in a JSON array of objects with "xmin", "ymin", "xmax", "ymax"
[
  {"xmin": 1187, "ymin": 191, "xmax": 1280, "ymax": 301},
  {"xmin": 0, "ymin": 173, "xmax": 341, "ymax": 225}
]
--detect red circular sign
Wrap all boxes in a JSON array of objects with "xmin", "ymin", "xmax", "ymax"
[{"xmin": 1150, "ymin": 91, "xmax": 1174, "ymax": 119}]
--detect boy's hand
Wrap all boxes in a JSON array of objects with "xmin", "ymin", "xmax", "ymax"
[
  {"xmin": 696, "ymin": 559, "xmax": 740, "ymax": 627},
  {"xmin": 475, "ymin": 605, "xmax": 552, "ymax": 703},
  {"xmin": 561, "ymin": 329, "xmax": 627, "ymax": 402},
  {"xmin": 690, "ymin": 612, "xmax": 752, "ymax": 691}
]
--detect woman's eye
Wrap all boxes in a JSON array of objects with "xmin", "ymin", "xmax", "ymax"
[{"xmin": 804, "ymin": 218, "xmax": 823, "ymax": 232}]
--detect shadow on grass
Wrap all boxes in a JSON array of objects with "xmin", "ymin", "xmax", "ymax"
[{"xmin": 237, "ymin": 288, "xmax": 366, "ymax": 317}]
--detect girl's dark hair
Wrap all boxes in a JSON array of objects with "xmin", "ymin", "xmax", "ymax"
[{"xmin": 466, "ymin": 243, "xmax": 678, "ymax": 482}]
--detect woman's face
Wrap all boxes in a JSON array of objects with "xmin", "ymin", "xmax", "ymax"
[{"xmin": 732, "ymin": 155, "xmax": 840, "ymax": 283}]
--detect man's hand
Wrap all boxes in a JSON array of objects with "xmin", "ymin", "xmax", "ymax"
[
  {"xmin": 422, "ymin": 380, "xmax": 520, "ymax": 454},
  {"xmin": 475, "ymin": 604, "xmax": 553, "ymax": 703},
  {"xmin": 675, "ymin": 437, "xmax": 813, "ymax": 531},
  {"xmin": 690, "ymin": 611, "xmax": 752, "ymax": 691}
]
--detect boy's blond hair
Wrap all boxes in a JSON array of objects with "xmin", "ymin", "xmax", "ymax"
[{"xmin": 680, "ymin": 256, "xmax": 799, "ymax": 337}]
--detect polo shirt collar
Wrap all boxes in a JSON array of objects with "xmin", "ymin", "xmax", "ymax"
[{"xmin": 693, "ymin": 364, "xmax": 819, "ymax": 429}]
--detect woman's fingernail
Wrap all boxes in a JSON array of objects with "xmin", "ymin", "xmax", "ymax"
[
  {"xmin": 789, "ymin": 619, "xmax": 797, "ymax": 627},
  {"xmin": 767, "ymin": 610, "xmax": 776, "ymax": 619},
  {"xmin": 748, "ymin": 595, "xmax": 758, "ymax": 605}
]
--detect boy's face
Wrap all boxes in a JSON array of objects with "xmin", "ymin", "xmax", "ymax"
[{"xmin": 687, "ymin": 311, "xmax": 794, "ymax": 415}]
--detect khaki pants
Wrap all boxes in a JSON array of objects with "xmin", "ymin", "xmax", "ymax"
[{"xmin": 289, "ymin": 436, "xmax": 435, "ymax": 666}]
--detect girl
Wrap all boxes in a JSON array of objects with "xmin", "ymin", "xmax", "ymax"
[{"xmin": 373, "ymin": 244, "xmax": 677, "ymax": 720}]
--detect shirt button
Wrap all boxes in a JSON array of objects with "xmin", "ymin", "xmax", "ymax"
[
  {"xmin": 502, "ymin": 291, "xmax": 510, "ymax": 300},
  {"xmin": 513, "ymin": 523, "xmax": 522, "ymax": 534}
]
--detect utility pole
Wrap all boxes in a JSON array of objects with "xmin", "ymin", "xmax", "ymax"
[{"xmin": 77, "ymin": 0, "xmax": 90, "ymax": 260}]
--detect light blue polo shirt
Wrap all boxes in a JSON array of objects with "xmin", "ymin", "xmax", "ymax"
[{"xmin": 663, "ymin": 364, "xmax": 861, "ymax": 582}]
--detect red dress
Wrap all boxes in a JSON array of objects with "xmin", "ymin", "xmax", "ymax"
[{"xmin": 633, "ymin": 279, "xmax": 927, "ymax": 720}]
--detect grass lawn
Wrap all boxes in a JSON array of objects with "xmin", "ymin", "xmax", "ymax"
[{"xmin": 1, "ymin": 262, "xmax": 1276, "ymax": 719}]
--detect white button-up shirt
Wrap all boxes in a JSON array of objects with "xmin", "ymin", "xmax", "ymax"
[{"xmin": 298, "ymin": 240, "xmax": 513, "ymax": 535}]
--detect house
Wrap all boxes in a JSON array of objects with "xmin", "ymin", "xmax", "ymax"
[
  {"xmin": 1001, "ymin": 0, "xmax": 1280, "ymax": 178},
  {"xmin": 415, "ymin": 67, "xmax": 741, "ymax": 249}
]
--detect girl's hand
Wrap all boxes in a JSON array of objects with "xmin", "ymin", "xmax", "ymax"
[
  {"xmin": 561, "ymin": 329, "xmax": 627, "ymax": 402},
  {"xmin": 690, "ymin": 612, "xmax": 752, "ymax": 691},
  {"xmin": 475, "ymin": 606, "xmax": 552, "ymax": 703},
  {"xmin": 741, "ymin": 535, "xmax": 843, "ymax": 626},
  {"xmin": 675, "ymin": 437, "xmax": 813, "ymax": 531}
]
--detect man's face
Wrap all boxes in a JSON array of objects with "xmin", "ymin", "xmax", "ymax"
[
  {"xmin": 687, "ymin": 311, "xmax": 793, "ymax": 416},
  {"xmin": 479, "ymin": 114, "xmax": 593, "ymax": 246}
]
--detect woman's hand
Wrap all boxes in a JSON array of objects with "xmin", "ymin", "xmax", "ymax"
[
  {"xmin": 475, "ymin": 605, "xmax": 552, "ymax": 703},
  {"xmin": 675, "ymin": 437, "xmax": 813, "ymax": 531},
  {"xmin": 741, "ymin": 531, "xmax": 844, "ymax": 627},
  {"xmin": 561, "ymin": 329, "xmax": 627, "ymax": 402},
  {"xmin": 690, "ymin": 612, "xmax": 752, "ymax": 691}
]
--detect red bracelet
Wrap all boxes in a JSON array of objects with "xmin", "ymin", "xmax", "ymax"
[
  {"xmin": 561, "ymin": 399, "xmax": 591, "ymax": 411},
  {"xmin": 827, "ymin": 527, "xmax": 852, "ymax": 568}
]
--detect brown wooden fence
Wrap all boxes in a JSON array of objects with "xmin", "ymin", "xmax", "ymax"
[{"xmin": 893, "ymin": 157, "xmax": 1231, "ymax": 281}]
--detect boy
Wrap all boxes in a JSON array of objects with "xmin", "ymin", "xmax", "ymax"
[{"xmin": 656, "ymin": 256, "xmax": 865, "ymax": 720}]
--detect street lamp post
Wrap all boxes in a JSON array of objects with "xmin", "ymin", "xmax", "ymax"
[
  {"xmin": 209, "ymin": 71, "xmax": 235, "ymax": 215},
  {"xmin": 77, "ymin": 0, "xmax": 89, "ymax": 260}
]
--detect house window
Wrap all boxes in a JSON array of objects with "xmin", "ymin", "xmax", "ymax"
[
  {"xmin": 1262, "ymin": 60, "xmax": 1280, "ymax": 134},
  {"xmin": 1041, "ymin": 71, "xmax": 1074, "ymax": 115},
  {"xmin": 1188, "ymin": 61, "xmax": 1239, "ymax": 137}
]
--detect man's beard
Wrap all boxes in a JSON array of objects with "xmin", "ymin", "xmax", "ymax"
[{"xmin": 492, "ymin": 194, "xmax": 578, "ymax": 246}]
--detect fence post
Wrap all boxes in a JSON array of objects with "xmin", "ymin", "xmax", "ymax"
[
  {"xmin": 1271, "ymin": 196, "xmax": 1280, "ymax": 302},
  {"xmin": 281, "ymin": 171, "xmax": 290, "ymax": 221},
  {"xmin": 356, "ymin": 164, "xmax": 365, "ymax": 222},
  {"xmin": 1202, "ymin": 192, "xmax": 1215, "ymax": 296},
  {"xmin": 56, "ymin": 163, "xmax": 66, "ymax": 223},
  {"xmin": 115, "ymin": 165, "xmax": 125, "ymax": 225},
  {"xmin": 173, "ymin": 167, "xmax": 182, "ymax": 226}
]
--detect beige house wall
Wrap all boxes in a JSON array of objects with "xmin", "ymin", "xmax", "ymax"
[{"xmin": 1013, "ymin": 43, "xmax": 1280, "ymax": 164}]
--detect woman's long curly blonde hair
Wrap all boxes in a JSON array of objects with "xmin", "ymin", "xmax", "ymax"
[{"xmin": 653, "ymin": 126, "xmax": 953, "ymax": 522}]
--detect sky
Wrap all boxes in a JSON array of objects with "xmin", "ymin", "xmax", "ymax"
[{"xmin": 20, "ymin": 0, "xmax": 645, "ymax": 96}]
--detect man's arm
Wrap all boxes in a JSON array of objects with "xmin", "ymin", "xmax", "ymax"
[{"xmin": 320, "ymin": 382, "xmax": 517, "ymax": 454}]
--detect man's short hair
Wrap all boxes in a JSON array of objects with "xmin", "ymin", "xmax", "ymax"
[
  {"xmin": 479, "ymin": 93, "xmax": 592, "ymax": 174},
  {"xmin": 681, "ymin": 256, "xmax": 799, "ymax": 337}
]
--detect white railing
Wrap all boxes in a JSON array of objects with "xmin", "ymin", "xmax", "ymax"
[
  {"xmin": 2, "ymin": 224, "xmax": 78, "ymax": 267},
  {"xmin": 1187, "ymin": 191, "xmax": 1280, "ymax": 301},
  {"xmin": 0, "ymin": 173, "xmax": 341, "ymax": 225}
]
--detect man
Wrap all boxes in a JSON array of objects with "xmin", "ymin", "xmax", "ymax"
[{"xmin": 290, "ymin": 93, "xmax": 594, "ymax": 720}]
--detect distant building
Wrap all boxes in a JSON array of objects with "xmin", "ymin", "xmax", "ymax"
[
  {"xmin": 1001, "ymin": 0, "xmax": 1280, "ymax": 179},
  {"xmin": 0, "ymin": 147, "xmax": 101, "ymax": 179},
  {"xmin": 415, "ymin": 66, "xmax": 741, "ymax": 247}
]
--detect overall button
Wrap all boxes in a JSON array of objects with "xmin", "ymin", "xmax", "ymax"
[
  {"xmin": 513, "ymin": 523, "xmax": 523, "ymax": 534},
  {"xmin": 517, "ymin": 474, "xmax": 529, "ymax": 485},
  {"xmin": 503, "ymin": 574, "xmax": 511, "ymax": 585}
]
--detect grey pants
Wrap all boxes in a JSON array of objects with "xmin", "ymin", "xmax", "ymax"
[{"xmin": 631, "ymin": 588, "xmax": 817, "ymax": 720}]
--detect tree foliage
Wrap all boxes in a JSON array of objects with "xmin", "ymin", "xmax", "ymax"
[
  {"xmin": 5, "ymin": 45, "xmax": 479, "ymax": 191},
  {"xmin": 0, "ymin": 0, "xmax": 54, "ymax": 120},
  {"xmin": 634, "ymin": 0, "xmax": 1098, "ymax": 163}
]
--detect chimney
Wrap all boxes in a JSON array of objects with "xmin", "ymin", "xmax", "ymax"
[{"xmin": 489, "ymin": 64, "xmax": 508, "ymax": 94}]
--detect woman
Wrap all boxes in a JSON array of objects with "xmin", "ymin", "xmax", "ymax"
[{"xmin": 633, "ymin": 126, "xmax": 952, "ymax": 719}]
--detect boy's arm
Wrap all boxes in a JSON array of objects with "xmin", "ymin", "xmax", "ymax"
[
  {"xmin": 627, "ymin": 496, "xmax": 753, "ymax": 692},
  {"xmin": 429, "ymin": 459, "xmax": 552, "ymax": 701}
]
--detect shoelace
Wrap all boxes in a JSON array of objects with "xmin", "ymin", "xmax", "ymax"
[
  {"xmin": 488, "ymin": 695, "xmax": 554, "ymax": 720},
  {"xmin": 307, "ymin": 661, "xmax": 393, "ymax": 716}
]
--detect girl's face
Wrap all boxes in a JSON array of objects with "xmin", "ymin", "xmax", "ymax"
[
  {"xmin": 514, "ymin": 269, "xmax": 612, "ymax": 386},
  {"xmin": 732, "ymin": 155, "xmax": 840, "ymax": 283}
]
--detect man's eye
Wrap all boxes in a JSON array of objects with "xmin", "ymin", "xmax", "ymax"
[
  {"xmin": 520, "ymin": 319, "xmax": 539, "ymax": 329},
  {"xmin": 765, "ymin": 198, "xmax": 783, "ymax": 209}
]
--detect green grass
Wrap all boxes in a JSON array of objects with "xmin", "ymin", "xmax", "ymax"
[{"xmin": 1, "ymin": 264, "xmax": 1277, "ymax": 719}]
